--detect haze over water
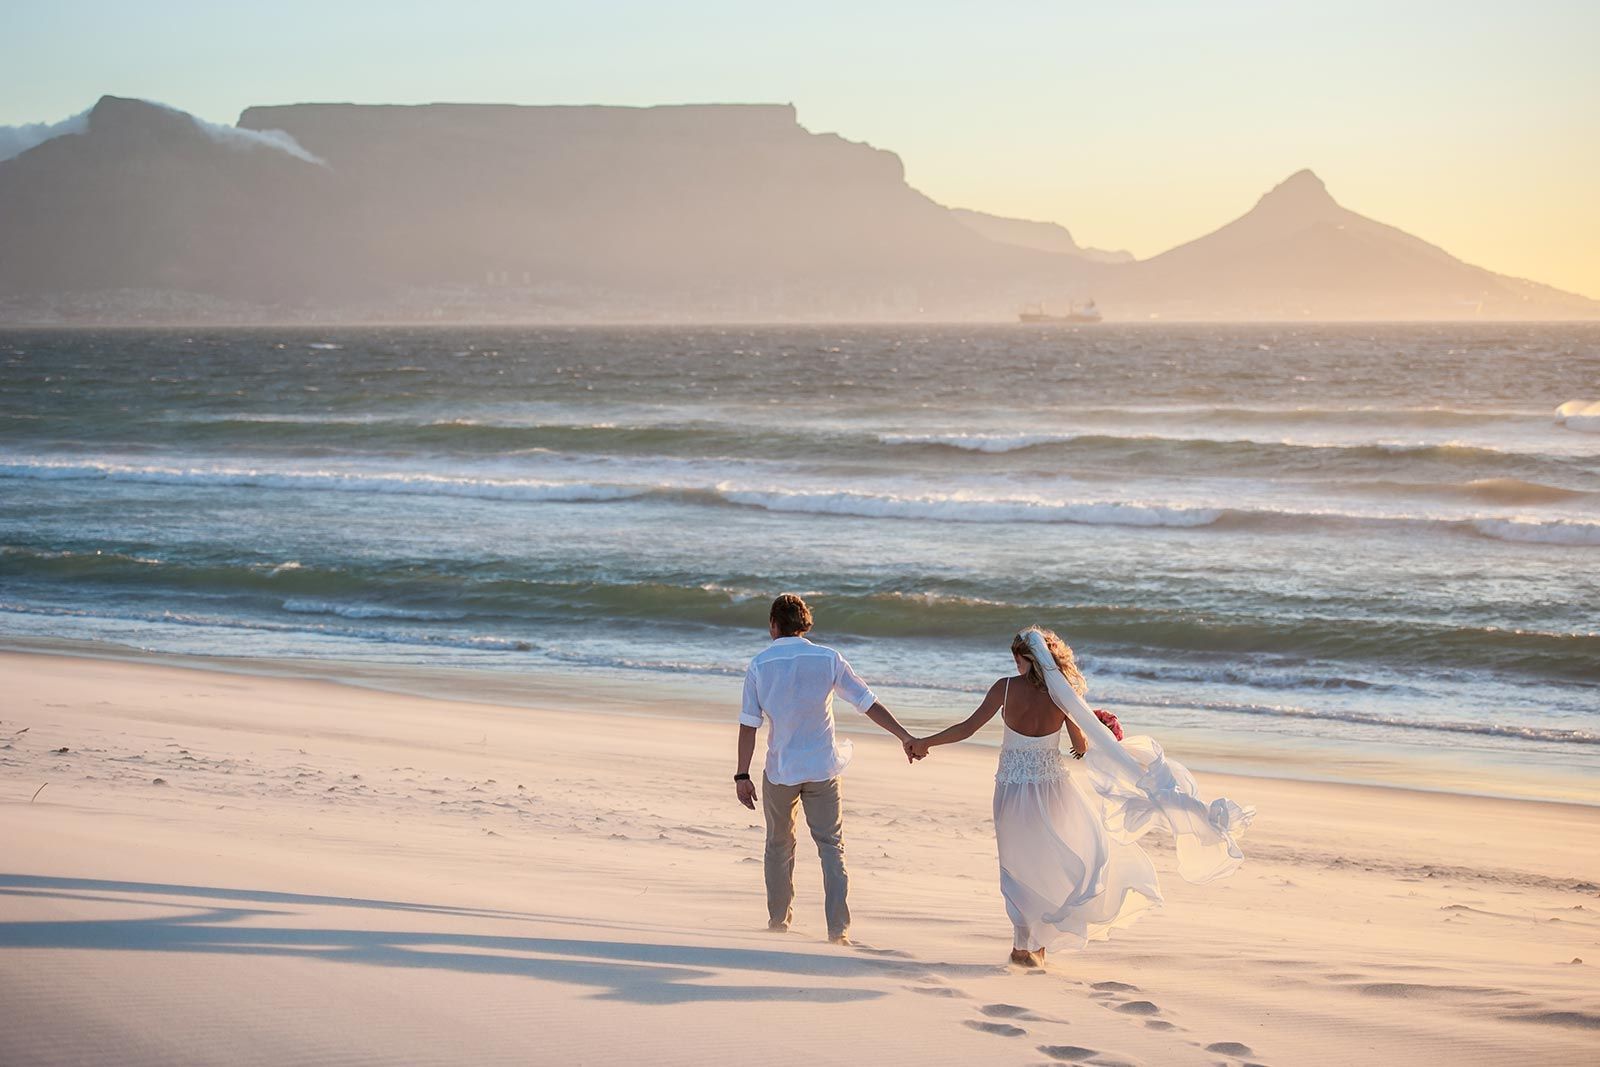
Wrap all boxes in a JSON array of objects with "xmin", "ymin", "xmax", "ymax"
[{"xmin": 2, "ymin": 324, "xmax": 1597, "ymax": 797}]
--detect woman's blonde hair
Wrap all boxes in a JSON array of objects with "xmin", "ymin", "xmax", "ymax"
[{"xmin": 1010, "ymin": 625, "xmax": 1087, "ymax": 697}]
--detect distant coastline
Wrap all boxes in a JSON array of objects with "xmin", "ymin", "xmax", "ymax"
[
  {"xmin": 6, "ymin": 310, "xmax": 1600, "ymax": 328},
  {"xmin": 2, "ymin": 98, "xmax": 1596, "ymax": 324}
]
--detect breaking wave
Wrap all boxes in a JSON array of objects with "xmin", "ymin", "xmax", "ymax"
[
  {"xmin": 0, "ymin": 459, "xmax": 648, "ymax": 504},
  {"xmin": 715, "ymin": 488, "xmax": 1223, "ymax": 527},
  {"xmin": 1471, "ymin": 518, "xmax": 1600, "ymax": 546},
  {"xmin": 4, "ymin": 549, "xmax": 1596, "ymax": 684},
  {"xmin": 5, "ymin": 458, "xmax": 1598, "ymax": 542}
]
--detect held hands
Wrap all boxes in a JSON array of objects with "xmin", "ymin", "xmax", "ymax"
[{"xmin": 902, "ymin": 737, "xmax": 932, "ymax": 763}]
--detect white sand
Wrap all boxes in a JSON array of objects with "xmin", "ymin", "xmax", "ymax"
[{"xmin": 1, "ymin": 649, "xmax": 1596, "ymax": 1066}]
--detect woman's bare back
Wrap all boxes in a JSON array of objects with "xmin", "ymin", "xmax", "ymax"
[{"xmin": 999, "ymin": 675, "xmax": 1066, "ymax": 737}]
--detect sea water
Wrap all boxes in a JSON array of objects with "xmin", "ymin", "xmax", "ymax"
[{"xmin": 2, "ymin": 324, "xmax": 1596, "ymax": 795}]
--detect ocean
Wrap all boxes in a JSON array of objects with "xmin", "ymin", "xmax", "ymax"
[{"xmin": 3, "ymin": 324, "xmax": 1597, "ymax": 797}]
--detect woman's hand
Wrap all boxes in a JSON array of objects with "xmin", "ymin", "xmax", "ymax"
[{"xmin": 1067, "ymin": 724, "xmax": 1088, "ymax": 760}]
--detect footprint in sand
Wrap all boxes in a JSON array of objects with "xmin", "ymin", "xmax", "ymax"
[
  {"xmin": 963, "ymin": 1020, "xmax": 1026, "ymax": 1037},
  {"xmin": 980, "ymin": 1002, "xmax": 1067, "ymax": 1024},
  {"xmin": 1501, "ymin": 1010, "xmax": 1600, "ymax": 1030},
  {"xmin": 908, "ymin": 984, "xmax": 970, "ymax": 998},
  {"xmin": 853, "ymin": 944, "xmax": 913, "ymax": 958},
  {"xmin": 1091, "ymin": 980, "xmax": 1139, "ymax": 992},
  {"xmin": 980, "ymin": 1004, "xmax": 1031, "ymax": 1018},
  {"xmin": 1205, "ymin": 1041, "xmax": 1255, "ymax": 1056},
  {"xmin": 1036, "ymin": 1046, "xmax": 1098, "ymax": 1062},
  {"xmin": 1144, "ymin": 1020, "xmax": 1177, "ymax": 1031},
  {"xmin": 1112, "ymin": 1000, "xmax": 1161, "ymax": 1016}
]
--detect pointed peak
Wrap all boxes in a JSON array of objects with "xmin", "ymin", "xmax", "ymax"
[
  {"xmin": 1252, "ymin": 168, "xmax": 1340, "ymax": 217},
  {"xmin": 1279, "ymin": 168, "xmax": 1326, "ymax": 191}
]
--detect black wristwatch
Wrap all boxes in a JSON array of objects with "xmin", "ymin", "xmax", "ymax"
[{"xmin": 733, "ymin": 773, "xmax": 751, "ymax": 782}]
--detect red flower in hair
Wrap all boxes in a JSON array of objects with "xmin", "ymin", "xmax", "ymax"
[{"xmin": 1093, "ymin": 708, "xmax": 1123, "ymax": 741}]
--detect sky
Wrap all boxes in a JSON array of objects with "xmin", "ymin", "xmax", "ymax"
[{"xmin": 3, "ymin": 0, "xmax": 1597, "ymax": 296}]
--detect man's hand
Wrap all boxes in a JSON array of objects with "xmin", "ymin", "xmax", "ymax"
[{"xmin": 735, "ymin": 724, "xmax": 758, "ymax": 807}]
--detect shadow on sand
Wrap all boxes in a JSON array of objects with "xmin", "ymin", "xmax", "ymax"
[{"xmin": 0, "ymin": 874, "xmax": 996, "ymax": 1005}]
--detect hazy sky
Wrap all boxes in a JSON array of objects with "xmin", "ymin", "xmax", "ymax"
[{"xmin": 4, "ymin": 1, "xmax": 1596, "ymax": 296}]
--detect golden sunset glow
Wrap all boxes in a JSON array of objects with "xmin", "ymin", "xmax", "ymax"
[
  {"xmin": 3, "ymin": 2, "xmax": 1596, "ymax": 299},
  {"xmin": 2, "ymin": 6, "xmax": 1596, "ymax": 1066}
]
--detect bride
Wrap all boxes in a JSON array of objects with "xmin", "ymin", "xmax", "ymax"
[{"xmin": 910, "ymin": 626, "xmax": 1254, "ymax": 966}]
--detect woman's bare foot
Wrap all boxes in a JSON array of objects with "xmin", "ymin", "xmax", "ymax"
[{"xmin": 1009, "ymin": 948, "xmax": 1042, "ymax": 967}]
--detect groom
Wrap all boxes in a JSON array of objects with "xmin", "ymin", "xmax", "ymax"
[{"xmin": 734, "ymin": 593, "xmax": 918, "ymax": 944}]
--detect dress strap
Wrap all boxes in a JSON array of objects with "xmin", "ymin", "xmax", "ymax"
[{"xmin": 1002, "ymin": 677, "xmax": 1010, "ymax": 708}]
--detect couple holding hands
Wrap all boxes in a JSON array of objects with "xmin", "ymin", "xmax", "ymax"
[{"xmin": 734, "ymin": 594, "xmax": 1253, "ymax": 965}]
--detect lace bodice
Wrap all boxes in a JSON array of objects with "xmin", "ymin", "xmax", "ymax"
[{"xmin": 995, "ymin": 722, "xmax": 1069, "ymax": 785}]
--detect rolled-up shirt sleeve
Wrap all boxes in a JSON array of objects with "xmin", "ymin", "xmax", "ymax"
[
  {"xmin": 739, "ymin": 663, "xmax": 765, "ymax": 727},
  {"xmin": 832, "ymin": 653, "xmax": 878, "ymax": 713}
]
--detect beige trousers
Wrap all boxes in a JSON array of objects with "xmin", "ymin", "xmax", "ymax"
[{"xmin": 761, "ymin": 773, "xmax": 850, "ymax": 939}]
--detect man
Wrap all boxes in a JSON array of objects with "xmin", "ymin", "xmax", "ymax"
[{"xmin": 734, "ymin": 593, "xmax": 918, "ymax": 945}]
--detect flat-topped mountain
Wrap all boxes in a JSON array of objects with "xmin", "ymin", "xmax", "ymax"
[
  {"xmin": 0, "ymin": 98, "xmax": 1593, "ymax": 322},
  {"xmin": 234, "ymin": 102, "xmax": 1079, "ymax": 302}
]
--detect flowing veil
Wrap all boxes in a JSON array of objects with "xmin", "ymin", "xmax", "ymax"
[{"xmin": 1025, "ymin": 630, "xmax": 1256, "ymax": 883}]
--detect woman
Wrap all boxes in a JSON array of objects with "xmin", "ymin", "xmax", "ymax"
[{"xmin": 910, "ymin": 626, "xmax": 1252, "ymax": 966}]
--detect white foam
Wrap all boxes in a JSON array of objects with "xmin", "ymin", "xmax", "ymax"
[
  {"xmin": 1116, "ymin": 693, "xmax": 1600, "ymax": 745},
  {"xmin": 7, "ymin": 456, "xmax": 1596, "ymax": 543},
  {"xmin": 878, "ymin": 432, "xmax": 1078, "ymax": 452},
  {"xmin": 0, "ymin": 459, "xmax": 647, "ymax": 504},
  {"xmin": 1472, "ymin": 517, "xmax": 1600, "ymax": 546},
  {"xmin": 281, "ymin": 599, "xmax": 466, "ymax": 621},
  {"xmin": 0, "ymin": 600, "xmax": 534, "ymax": 653},
  {"xmin": 718, "ymin": 488, "xmax": 1222, "ymax": 527},
  {"xmin": 1555, "ymin": 399, "xmax": 1600, "ymax": 434}
]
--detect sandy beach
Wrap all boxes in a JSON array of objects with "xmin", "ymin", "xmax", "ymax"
[{"xmin": 1, "ymin": 648, "xmax": 1595, "ymax": 1066}]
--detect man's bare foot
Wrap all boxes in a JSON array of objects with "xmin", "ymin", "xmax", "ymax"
[{"xmin": 829, "ymin": 934, "xmax": 853, "ymax": 946}]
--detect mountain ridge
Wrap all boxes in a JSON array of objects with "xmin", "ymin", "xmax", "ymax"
[
  {"xmin": 949, "ymin": 208, "xmax": 1134, "ymax": 264},
  {"xmin": 0, "ymin": 96, "xmax": 1593, "ymax": 323},
  {"xmin": 1094, "ymin": 167, "xmax": 1596, "ymax": 319}
]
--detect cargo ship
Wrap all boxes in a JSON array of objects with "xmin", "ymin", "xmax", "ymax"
[{"xmin": 1018, "ymin": 300, "xmax": 1101, "ymax": 324}]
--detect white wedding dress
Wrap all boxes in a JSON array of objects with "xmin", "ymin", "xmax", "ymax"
[{"xmin": 994, "ymin": 652, "xmax": 1255, "ymax": 952}]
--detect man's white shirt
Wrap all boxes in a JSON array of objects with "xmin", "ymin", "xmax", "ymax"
[{"xmin": 740, "ymin": 636, "xmax": 878, "ymax": 786}]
